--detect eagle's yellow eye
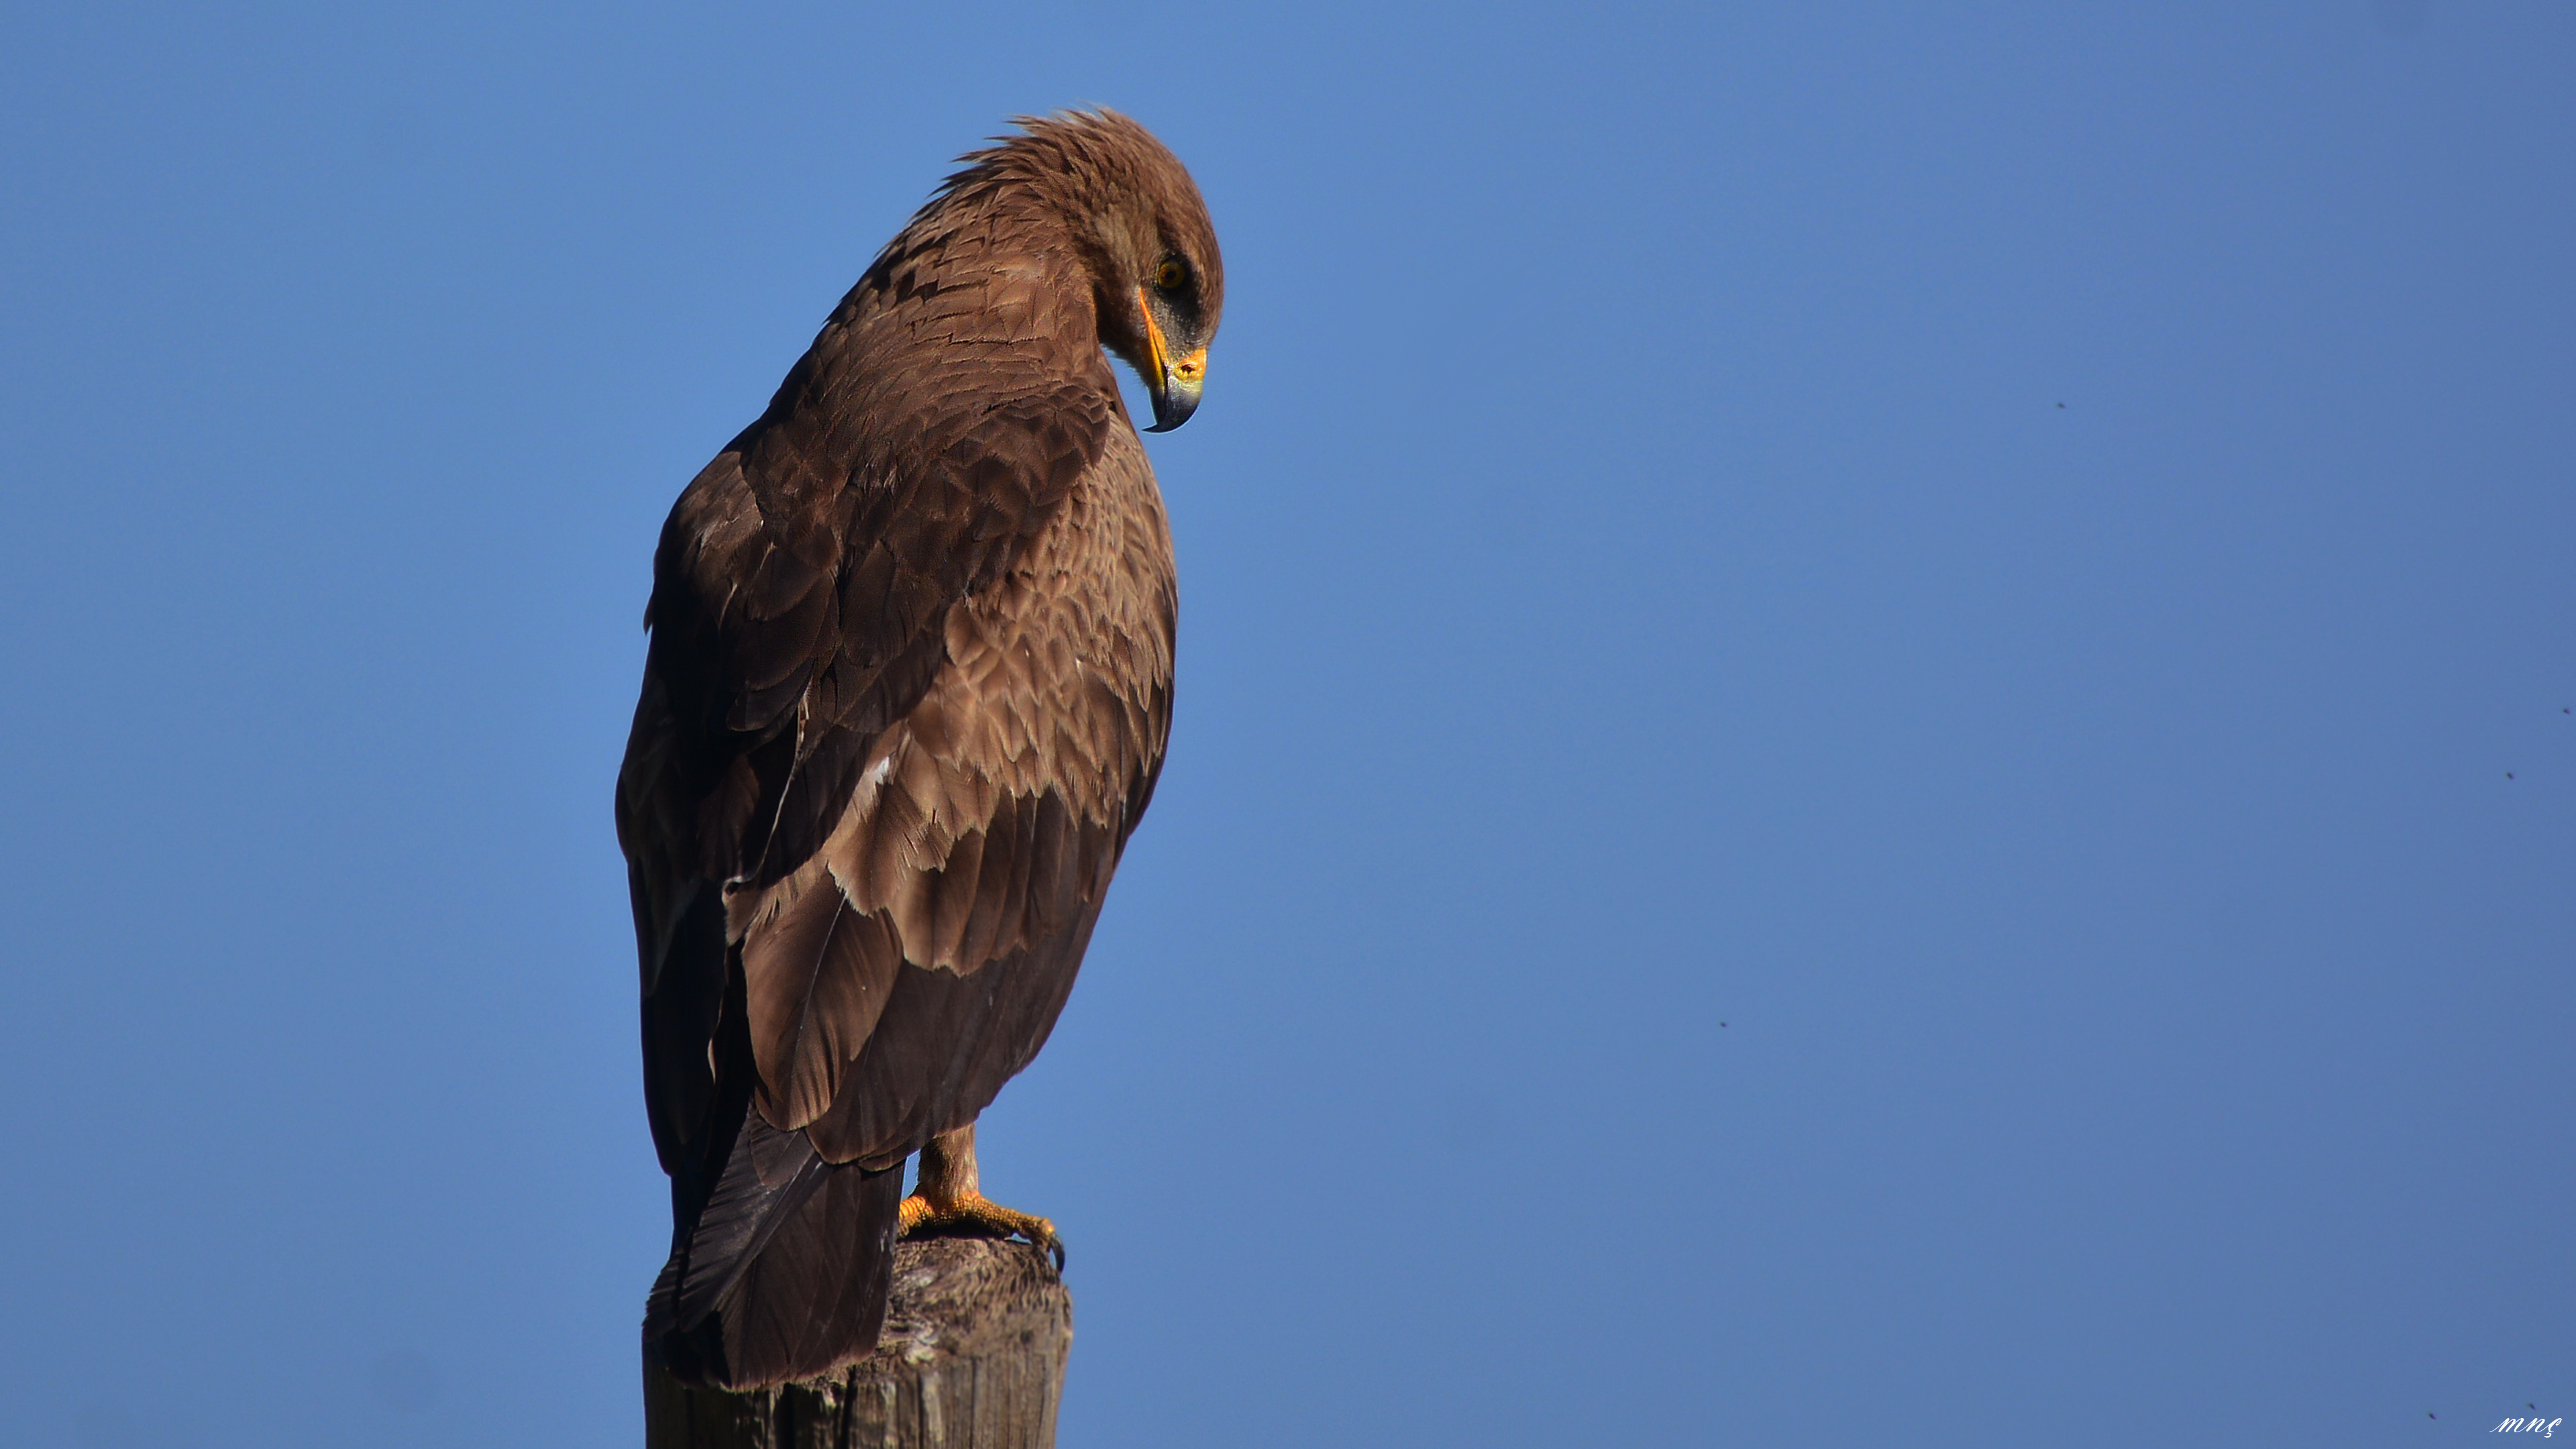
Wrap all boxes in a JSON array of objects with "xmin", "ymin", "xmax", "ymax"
[{"xmin": 1154, "ymin": 258, "xmax": 1186, "ymax": 292}]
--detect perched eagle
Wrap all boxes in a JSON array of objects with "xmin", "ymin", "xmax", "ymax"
[{"xmin": 615, "ymin": 111, "xmax": 1222, "ymax": 1389}]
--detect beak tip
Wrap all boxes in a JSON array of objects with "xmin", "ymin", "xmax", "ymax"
[{"xmin": 1144, "ymin": 385, "xmax": 1201, "ymax": 433}]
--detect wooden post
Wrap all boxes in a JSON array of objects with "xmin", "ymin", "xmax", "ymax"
[{"xmin": 643, "ymin": 1238, "xmax": 1072, "ymax": 1449}]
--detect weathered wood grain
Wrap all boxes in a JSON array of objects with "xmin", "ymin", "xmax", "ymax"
[{"xmin": 644, "ymin": 1236, "xmax": 1071, "ymax": 1449}]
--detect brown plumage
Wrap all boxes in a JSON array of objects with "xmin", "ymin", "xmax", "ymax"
[{"xmin": 615, "ymin": 111, "xmax": 1222, "ymax": 1389}]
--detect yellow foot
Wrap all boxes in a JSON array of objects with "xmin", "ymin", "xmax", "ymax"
[{"xmin": 899, "ymin": 1191, "xmax": 1065, "ymax": 1270}]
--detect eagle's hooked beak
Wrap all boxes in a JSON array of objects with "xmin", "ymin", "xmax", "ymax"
[{"xmin": 1135, "ymin": 286, "xmax": 1206, "ymax": 432}]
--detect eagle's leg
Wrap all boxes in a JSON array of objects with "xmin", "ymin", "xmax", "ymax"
[{"xmin": 900, "ymin": 1122, "xmax": 1065, "ymax": 1269}]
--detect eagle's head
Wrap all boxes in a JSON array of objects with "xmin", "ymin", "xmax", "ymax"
[{"xmin": 987, "ymin": 110, "xmax": 1226, "ymax": 432}]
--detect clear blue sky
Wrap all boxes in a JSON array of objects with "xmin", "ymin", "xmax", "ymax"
[{"xmin": 2, "ymin": 3, "xmax": 2569, "ymax": 1446}]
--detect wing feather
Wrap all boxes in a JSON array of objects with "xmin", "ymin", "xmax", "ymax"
[
  {"xmin": 739, "ymin": 875, "xmax": 904, "ymax": 1130},
  {"xmin": 625, "ymin": 239, "xmax": 1168, "ymax": 1193}
]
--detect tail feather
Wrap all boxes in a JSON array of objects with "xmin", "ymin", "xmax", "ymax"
[
  {"xmin": 647, "ymin": 1106, "xmax": 830, "ymax": 1334},
  {"xmin": 645, "ymin": 1105, "xmax": 904, "ymax": 1389}
]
